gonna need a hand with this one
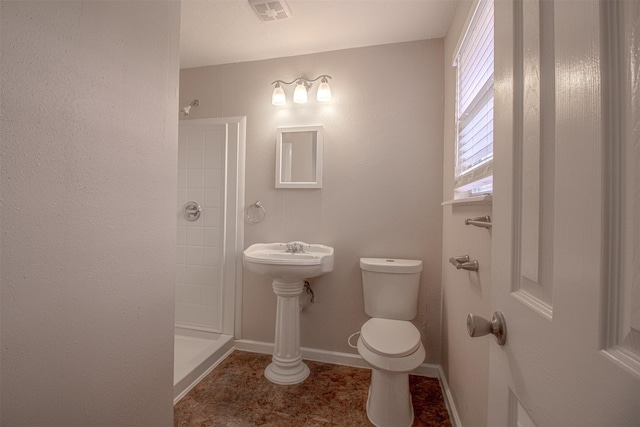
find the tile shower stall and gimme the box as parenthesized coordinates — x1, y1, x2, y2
(174, 117, 245, 402)
(176, 125, 224, 329)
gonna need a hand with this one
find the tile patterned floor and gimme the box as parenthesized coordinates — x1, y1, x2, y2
(174, 350, 452, 427)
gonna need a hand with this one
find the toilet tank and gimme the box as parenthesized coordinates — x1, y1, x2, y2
(360, 258, 423, 320)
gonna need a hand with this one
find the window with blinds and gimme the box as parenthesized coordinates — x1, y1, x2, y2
(454, 0, 494, 196)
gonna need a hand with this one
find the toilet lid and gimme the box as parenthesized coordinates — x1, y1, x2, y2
(360, 318, 421, 358)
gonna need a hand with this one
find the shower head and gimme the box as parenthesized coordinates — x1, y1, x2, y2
(180, 99, 200, 116)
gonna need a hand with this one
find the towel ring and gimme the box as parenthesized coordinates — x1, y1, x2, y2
(247, 201, 266, 224)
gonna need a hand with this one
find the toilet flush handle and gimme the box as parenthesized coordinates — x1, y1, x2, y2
(467, 312, 507, 345)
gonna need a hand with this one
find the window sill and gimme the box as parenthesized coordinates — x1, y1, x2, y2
(441, 195, 493, 207)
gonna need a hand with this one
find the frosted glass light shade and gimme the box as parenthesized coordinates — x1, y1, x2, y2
(272, 84, 286, 106)
(316, 79, 331, 102)
(293, 82, 308, 104)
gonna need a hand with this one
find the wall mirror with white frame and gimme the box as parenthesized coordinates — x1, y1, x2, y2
(275, 126, 323, 188)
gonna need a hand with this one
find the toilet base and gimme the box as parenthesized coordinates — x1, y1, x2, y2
(366, 369, 414, 427)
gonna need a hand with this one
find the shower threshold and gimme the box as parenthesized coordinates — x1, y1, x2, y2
(174, 327, 234, 403)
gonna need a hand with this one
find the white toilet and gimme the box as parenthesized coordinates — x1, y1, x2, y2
(355, 257, 425, 427)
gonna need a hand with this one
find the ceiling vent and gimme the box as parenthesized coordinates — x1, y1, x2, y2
(248, 0, 292, 22)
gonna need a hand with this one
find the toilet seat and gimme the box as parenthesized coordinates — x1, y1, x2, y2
(360, 318, 421, 357)
(357, 336, 425, 374)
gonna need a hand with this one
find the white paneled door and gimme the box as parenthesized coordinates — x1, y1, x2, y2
(489, 0, 640, 425)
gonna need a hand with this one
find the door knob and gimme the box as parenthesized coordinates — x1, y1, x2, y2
(467, 311, 507, 345)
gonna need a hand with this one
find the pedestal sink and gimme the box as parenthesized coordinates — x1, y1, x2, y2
(243, 242, 334, 385)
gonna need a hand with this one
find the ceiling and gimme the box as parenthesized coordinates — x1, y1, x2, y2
(180, 0, 459, 69)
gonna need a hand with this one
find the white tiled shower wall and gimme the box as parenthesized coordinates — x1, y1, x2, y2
(176, 127, 225, 331)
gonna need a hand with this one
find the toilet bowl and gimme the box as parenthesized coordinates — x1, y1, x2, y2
(353, 258, 425, 427)
(357, 318, 425, 427)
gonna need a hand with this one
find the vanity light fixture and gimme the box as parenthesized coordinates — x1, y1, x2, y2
(316, 76, 332, 102)
(271, 75, 332, 105)
(272, 82, 286, 106)
(293, 80, 309, 104)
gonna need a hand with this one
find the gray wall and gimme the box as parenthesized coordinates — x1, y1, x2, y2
(180, 40, 444, 361)
(0, 2, 180, 424)
(441, 1, 492, 425)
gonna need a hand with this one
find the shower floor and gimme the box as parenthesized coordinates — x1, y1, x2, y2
(174, 327, 234, 403)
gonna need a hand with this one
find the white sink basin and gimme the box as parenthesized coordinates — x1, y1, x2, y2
(243, 242, 334, 281)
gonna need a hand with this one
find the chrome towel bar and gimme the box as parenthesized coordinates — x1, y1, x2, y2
(465, 215, 492, 228)
(449, 255, 479, 271)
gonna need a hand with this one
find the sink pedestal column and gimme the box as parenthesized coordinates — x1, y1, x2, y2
(265, 279, 310, 385)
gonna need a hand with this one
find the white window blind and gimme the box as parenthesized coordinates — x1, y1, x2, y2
(454, 0, 494, 194)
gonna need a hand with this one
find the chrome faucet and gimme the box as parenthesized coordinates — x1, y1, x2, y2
(285, 242, 305, 253)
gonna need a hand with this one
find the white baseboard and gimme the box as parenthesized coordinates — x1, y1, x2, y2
(437, 365, 462, 427)
(233, 338, 274, 355)
(234, 339, 440, 378)
(234, 339, 370, 369)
